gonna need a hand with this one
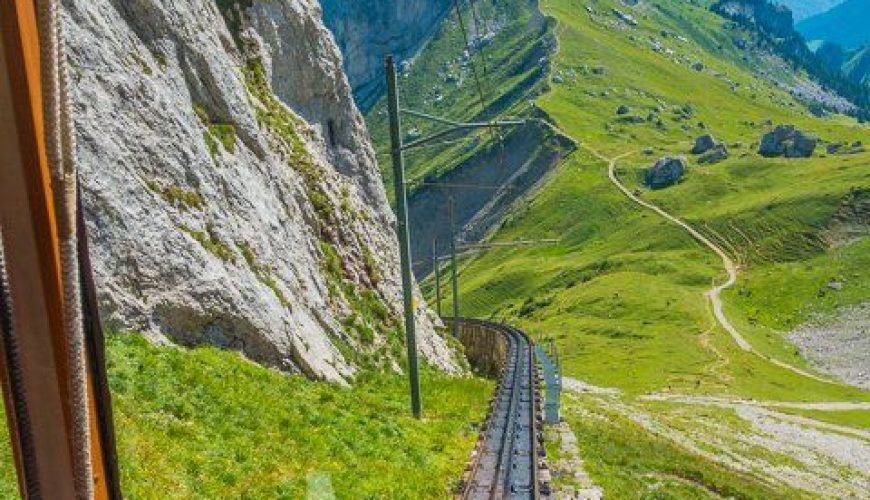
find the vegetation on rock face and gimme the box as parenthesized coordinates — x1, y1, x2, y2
(194, 103, 238, 158)
(180, 223, 236, 263)
(0, 334, 492, 498)
(146, 180, 205, 212)
(244, 60, 333, 220)
(238, 241, 290, 308)
(243, 57, 406, 369)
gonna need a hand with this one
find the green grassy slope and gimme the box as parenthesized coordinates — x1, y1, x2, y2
(427, 0, 869, 404)
(0, 334, 491, 498)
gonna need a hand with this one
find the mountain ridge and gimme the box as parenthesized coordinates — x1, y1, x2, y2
(777, 0, 845, 20)
(796, 0, 870, 49)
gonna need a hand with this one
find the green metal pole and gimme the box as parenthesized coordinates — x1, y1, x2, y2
(433, 239, 442, 317)
(386, 56, 421, 418)
(449, 196, 459, 338)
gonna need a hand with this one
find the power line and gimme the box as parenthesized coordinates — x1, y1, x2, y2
(452, 0, 488, 114)
(409, 182, 516, 191)
(468, 0, 490, 84)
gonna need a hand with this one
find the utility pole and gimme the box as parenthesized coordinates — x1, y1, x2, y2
(449, 196, 459, 338)
(386, 56, 421, 419)
(433, 239, 442, 317)
(384, 55, 526, 417)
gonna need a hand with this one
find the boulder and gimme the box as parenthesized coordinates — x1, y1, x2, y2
(758, 125, 818, 158)
(691, 134, 717, 154)
(786, 130, 819, 158)
(612, 8, 638, 27)
(698, 144, 729, 164)
(644, 157, 686, 189)
(616, 104, 631, 115)
(617, 115, 645, 124)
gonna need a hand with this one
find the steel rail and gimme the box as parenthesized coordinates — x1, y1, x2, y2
(455, 318, 542, 499)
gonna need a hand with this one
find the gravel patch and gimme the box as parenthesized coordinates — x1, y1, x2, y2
(562, 376, 622, 396)
(788, 303, 870, 389)
(547, 422, 604, 499)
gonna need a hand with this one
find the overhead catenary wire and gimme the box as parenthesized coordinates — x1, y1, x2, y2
(452, 0, 489, 114)
(408, 182, 516, 191)
(467, 0, 490, 84)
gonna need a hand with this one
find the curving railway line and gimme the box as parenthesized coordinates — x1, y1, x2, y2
(456, 318, 547, 499)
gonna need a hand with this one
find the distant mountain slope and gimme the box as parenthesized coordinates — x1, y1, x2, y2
(777, 0, 845, 20)
(796, 0, 870, 48)
(844, 46, 870, 85)
(816, 42, 870, 87)
(714, 0, 870, 118)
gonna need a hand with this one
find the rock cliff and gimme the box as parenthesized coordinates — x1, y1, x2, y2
(62, 0, 459, 381)
(320, 0, 451, 110)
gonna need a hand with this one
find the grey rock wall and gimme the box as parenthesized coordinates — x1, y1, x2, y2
(320, 0, 452, 110)
(62, 0, 459, 381)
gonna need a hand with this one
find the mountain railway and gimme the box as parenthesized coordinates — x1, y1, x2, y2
(454, 318, 548, 499)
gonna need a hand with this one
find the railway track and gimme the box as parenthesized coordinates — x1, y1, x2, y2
(456, 318, 547, 499)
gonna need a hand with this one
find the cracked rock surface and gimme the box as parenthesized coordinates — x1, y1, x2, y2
(63, 0, 459, 381)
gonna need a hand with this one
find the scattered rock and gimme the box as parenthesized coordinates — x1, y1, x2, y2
(789, 303, 870, 389)
(644, 156, 686, 189)
(612, 8, 638, 27)
(758, 125, 818, 158)
(691, 134, 717, 154)
(699, 144, 729, 164)
(616, 104, 631, 115)
(592, 65, 607, 75)
(691, 60, 705, 71)
(617, 115, 645, 124)
(828, 280, 844, 291)
(809, 104, 828, 118)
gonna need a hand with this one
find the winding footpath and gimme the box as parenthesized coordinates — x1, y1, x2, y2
(587, 146, 837, 384)
(601, 150, 750, 351)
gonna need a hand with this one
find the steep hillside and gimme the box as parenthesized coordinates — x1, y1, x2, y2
(448, 0, 870, 398)
(417, 0, 869, 495)
(363, 0, 574, 278)
(844, 46, 870, 86)
(797, 0, 870, 49)
(65, 0, 458, 381)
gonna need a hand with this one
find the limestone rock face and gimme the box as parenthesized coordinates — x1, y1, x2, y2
(644, 157, 686, 189)
(62, 0, 459, 381)
(320, 0, 452, 110)
(758, 125, 818, 157)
